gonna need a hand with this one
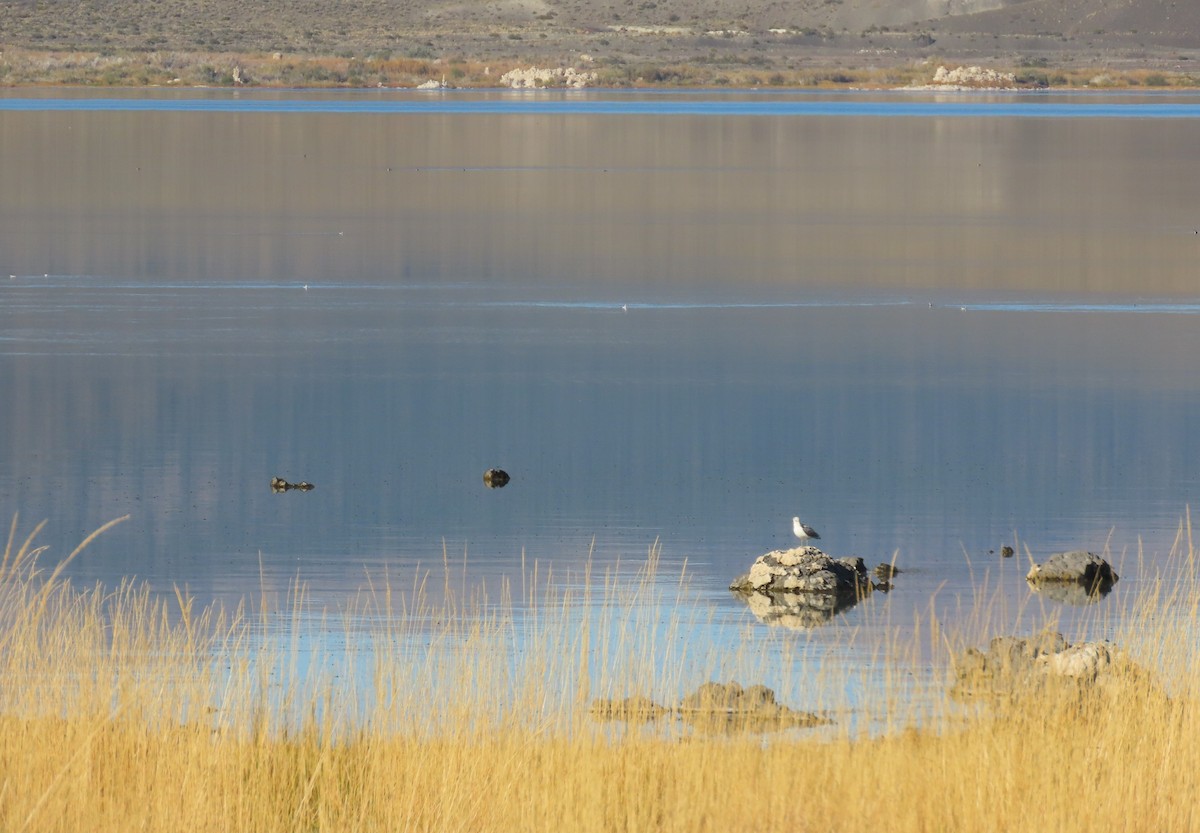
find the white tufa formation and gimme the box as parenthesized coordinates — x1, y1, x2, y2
(499, 66, 598, 89)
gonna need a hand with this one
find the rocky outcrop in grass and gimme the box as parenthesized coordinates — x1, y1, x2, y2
(951, 632, 1158, 702)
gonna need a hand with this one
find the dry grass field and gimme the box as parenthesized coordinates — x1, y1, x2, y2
(1, 512, 1198, 831)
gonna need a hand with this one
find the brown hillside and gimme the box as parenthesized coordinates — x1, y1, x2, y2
(0, 0, 1198, 77)
(926, 0, 1200, 40)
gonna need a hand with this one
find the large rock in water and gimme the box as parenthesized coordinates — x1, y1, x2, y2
(729, 546, 872, 629)
(730, 546, 870, 595)
(1026, 551, 1118, 600)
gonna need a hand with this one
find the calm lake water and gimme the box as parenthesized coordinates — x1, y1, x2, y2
(3, 90, 1200, 711)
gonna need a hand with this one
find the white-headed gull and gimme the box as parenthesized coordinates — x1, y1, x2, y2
(792, 517, 820, 543)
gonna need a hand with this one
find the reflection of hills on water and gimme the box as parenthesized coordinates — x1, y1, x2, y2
(2, 108, 1199, 297)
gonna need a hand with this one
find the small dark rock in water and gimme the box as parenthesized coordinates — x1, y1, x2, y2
(873, 562, 901, 580)
(483, 468, 510, 488)
(271, 476, 314, 493)
(1001, 546, 1015, 558)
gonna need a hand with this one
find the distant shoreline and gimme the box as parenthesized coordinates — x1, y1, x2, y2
(2, 46, 1199, 91)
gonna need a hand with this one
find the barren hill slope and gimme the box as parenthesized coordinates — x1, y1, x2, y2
(0, 0, 1196, 66)
(925, 0, 1200, 41)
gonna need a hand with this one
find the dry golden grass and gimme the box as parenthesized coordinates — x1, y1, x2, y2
(1, 513, 1198, 832)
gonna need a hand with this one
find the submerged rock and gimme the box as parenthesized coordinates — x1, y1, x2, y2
(589, 696, 668, 722)
(678, 681, 830, 731)
(1026, 551, 1117, 599)
(590, 681, 830, 732)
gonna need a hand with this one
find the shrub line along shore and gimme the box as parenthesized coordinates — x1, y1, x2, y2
(2, 46, 1200, 90)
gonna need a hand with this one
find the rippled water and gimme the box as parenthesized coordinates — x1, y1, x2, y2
(3, 91, 1199, 711)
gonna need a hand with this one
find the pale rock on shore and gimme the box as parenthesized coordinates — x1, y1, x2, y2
(499, 66, 598, 89)
(902, 64, 1018, 91)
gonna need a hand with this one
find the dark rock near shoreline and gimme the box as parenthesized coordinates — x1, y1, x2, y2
(1000, 545, 1014, 558)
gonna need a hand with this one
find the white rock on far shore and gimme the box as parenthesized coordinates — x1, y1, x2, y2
(499, 66, 598, 89)
(901, 64, 1018, 91)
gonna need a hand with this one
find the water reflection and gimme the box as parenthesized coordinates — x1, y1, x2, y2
(4, 102, 1200, 296)
(1, 97, 1199, 654)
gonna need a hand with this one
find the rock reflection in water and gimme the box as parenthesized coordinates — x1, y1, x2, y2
(732, 586, 864, 629)
(1026, 580, 1114, 606)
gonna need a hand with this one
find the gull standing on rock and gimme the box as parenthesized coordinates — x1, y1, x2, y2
(793, 517, 820, 544)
